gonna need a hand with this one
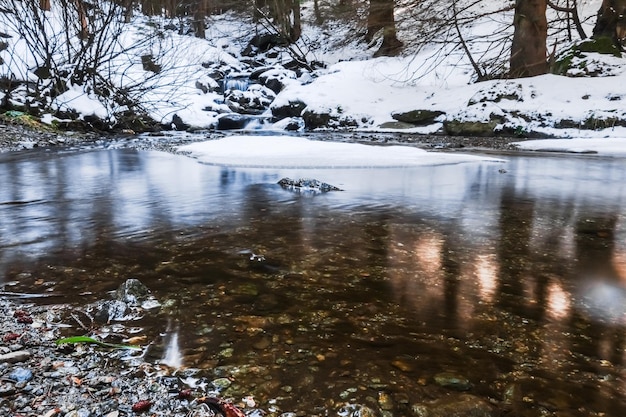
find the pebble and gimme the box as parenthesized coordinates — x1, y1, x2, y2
(433, 372, 473, 391)
(0, 350, 31, 363)
(9, 367, 33, 382)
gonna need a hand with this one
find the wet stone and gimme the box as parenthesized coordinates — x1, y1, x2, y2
(277, 178, 342, 193)
(412, 394, 496, 417)
(391, 358, 415, 372)
(377, 391, 394, 410)
(211, 377, 232, 391)
(0, 384, 15, 397)
(0, 350, 31, 363)
(115, 278, 151, 306)
(433, 372, 472, 391)
(9, 367, 33, 382)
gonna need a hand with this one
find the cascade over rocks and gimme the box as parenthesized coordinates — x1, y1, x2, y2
(224, 84, 276, 115)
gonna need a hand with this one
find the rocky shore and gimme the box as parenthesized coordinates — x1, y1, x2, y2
(1, 116, 525, 155)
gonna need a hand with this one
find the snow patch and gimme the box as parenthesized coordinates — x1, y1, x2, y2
(177, 135, 505, 168)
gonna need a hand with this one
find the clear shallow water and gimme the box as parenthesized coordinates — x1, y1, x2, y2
(1, 148, 626, 416)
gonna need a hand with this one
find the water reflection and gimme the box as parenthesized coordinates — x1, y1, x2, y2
(1, 148, 626, 415)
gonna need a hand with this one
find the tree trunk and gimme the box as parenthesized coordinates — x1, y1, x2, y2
(592, 0, 626, 46)
(192, 0, 207, 38)
(510, 0, 548, 77)
(313, 0, 322, 24)
(366, 0, 403, 57)
(40, 0, 51, 10)
(290, 0, 301, 42)
(75, 0, 89, 40)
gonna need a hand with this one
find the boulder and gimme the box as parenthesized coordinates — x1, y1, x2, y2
(242, 33, 287, 56)
(115, 278, 151, 306)
(278, 178, 343, 193)
(217, 113, 253, 130)
(443, 120, 498, 137)
(171, 114, 190, 131)
(271, 99, 307, 119)
(391, 109, 445, 125)
(302, 108, 358, 130)
(272, 117, 305, 131)
(258, 68, 297, 94)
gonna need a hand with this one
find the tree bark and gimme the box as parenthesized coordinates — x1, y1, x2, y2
(40, 0, 51, 10)
(510, 0, 548, 77)
(366, 0, 403, 57)
(592, 0, 626, 46)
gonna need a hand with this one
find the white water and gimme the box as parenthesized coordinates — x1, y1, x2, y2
(161, 328, 182, 368)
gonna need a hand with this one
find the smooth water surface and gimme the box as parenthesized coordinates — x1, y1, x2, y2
(1, 147, 626, 416)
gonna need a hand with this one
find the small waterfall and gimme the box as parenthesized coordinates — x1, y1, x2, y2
(161, 323, 182, 368)
(223, 75, 250, 92)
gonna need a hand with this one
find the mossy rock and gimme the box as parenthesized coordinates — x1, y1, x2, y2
(1, 111, 55, 132)
(552, 38, 622, 76)
(443, 120, 498, 137)
(578, 37, 621, 56)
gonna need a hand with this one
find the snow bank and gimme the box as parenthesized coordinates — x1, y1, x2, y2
(513, 138, 626, 156)
(177, 135, 504, 168)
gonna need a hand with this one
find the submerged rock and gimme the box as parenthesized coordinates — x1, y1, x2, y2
(412, 394, 495, 417)
(278, 178, 343, 193)
(433, 372, 473, 391)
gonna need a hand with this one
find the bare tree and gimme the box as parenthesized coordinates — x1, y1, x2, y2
(510, 0, 548, 77)
(255, 0, 301, 42)
(0, 0, 193, 129)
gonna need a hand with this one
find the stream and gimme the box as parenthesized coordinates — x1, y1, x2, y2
(1, 143, 626, 416)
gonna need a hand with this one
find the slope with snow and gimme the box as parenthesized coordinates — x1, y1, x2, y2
(2, 0, 626, 154)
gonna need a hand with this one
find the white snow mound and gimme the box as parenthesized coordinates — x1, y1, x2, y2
(178, 135, 505, 168)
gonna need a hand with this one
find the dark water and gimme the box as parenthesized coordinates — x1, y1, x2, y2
(1, 147, 626, 416)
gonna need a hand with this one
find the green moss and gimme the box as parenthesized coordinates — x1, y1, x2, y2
(552, 38, 622, 76)
(578, 37, 621, 56)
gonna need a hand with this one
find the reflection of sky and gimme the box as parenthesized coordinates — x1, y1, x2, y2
(1, 150, 626, 290)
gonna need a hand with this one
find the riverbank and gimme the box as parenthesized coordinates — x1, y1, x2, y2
(0, 296, 251, 417)
(0, 116, 526, 154)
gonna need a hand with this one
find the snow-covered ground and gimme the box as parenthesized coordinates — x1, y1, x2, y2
(2, 0, 626, 158)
